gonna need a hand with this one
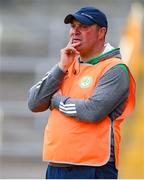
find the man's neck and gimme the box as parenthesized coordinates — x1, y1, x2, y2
(80, 43, 105, 62)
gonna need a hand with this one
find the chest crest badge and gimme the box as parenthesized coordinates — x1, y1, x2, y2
(80, 76, 93, 88)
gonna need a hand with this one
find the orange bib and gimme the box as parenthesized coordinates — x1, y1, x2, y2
(43, 58, 135, 169)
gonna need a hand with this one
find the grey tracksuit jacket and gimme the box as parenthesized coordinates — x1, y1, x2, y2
(28, 47, 129, 164)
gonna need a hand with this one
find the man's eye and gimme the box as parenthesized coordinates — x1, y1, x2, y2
(81, 25, 89, 28)
(70, 24, 74, 28)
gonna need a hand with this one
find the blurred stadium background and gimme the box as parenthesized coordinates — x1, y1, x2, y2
(0, 0, 143, 178)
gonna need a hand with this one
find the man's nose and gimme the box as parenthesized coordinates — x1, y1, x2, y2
(72, 27, 80, 35)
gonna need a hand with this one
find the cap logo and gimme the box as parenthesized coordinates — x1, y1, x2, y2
(81, 13, 94, 21)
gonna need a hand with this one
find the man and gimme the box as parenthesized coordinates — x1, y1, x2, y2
(28, 7, 135, 179)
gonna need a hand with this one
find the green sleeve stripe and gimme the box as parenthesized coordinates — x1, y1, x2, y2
(116, 64, 129, 81)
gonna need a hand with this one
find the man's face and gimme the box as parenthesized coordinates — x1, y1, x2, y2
(69, 20, 103, 55)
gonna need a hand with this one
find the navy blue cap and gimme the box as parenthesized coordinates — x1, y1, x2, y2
(64, 7, 108, 28)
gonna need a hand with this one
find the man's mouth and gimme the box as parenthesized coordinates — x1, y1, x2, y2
(72, 38, 81, 43)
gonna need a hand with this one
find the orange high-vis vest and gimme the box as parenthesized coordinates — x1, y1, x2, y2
(43, 58, 135, 169)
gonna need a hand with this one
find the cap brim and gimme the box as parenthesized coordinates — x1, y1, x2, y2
(64, 14, 95, 25)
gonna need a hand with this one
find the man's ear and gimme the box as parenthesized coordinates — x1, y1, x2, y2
(98, 27, 107, 40)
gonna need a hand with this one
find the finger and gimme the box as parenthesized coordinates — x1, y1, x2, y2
(67, 38, 73, 47)
(67, 39, 80, 48)
(65, 47, 79, 55)
(71, 41, 81, 48)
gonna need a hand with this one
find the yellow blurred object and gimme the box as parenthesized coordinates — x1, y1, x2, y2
(120, 2, 143, 79)
(119, 2, 144, 179)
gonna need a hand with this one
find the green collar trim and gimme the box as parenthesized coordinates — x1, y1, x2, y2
(85, 48, 120, 65)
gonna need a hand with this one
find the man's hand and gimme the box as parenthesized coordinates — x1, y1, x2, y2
(49, 90, 62, 111)
(58, 39, 80, 72)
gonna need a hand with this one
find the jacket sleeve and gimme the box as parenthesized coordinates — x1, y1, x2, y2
(51, 65, 130, 122)
(28, 65, 66, 112)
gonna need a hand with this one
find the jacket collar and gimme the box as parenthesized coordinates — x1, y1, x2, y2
(79, 43, 121, 65)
